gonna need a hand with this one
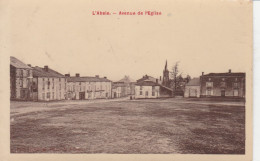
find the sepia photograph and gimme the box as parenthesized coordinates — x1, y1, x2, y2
(0, 0, 253, 160)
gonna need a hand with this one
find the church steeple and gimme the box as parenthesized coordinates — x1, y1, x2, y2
(162, 60, 170, 87)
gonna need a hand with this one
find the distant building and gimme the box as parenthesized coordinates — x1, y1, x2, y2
(184, 77, 200, 98)
(66, 74, 112, 100)
(112, 76, 136, 98)
(10, 56, 33, 100)
(135, 80, 160, 99)
(135, 76, 172, 99)
(32, 66, 66, 101)
(200, 70, 245, 97)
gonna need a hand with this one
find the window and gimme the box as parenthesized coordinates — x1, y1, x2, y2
(59, 84, 61, 90)
(233, 83, 238, 88)
(52, 78, 54, 89)
(140, 91, 143, 95)
(208, 78, 211, 81)
(206, 82, 213, 87)
(152, 92, 155, 96)
(47, 79, 50, 89)
(52, 92, 54, 99)
(140, 86, 143, 90)
(42, 93, 45, 100)
(47, 92, 50, 98)
(59, 78, 61, 82)
(42, 78, 45, 90)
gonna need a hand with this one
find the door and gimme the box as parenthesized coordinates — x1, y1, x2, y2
(234, 90, 238, 96)
(145, 91, 149, 98)
(79, 92, 85, 100)
(221, 90, 225, 97)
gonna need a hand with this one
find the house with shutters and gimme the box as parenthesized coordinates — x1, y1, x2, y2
(200, 70, 245, 98)
(66, 74, 112, 100)
(10, 56, 33, 101)
(31, 66, 67, 101)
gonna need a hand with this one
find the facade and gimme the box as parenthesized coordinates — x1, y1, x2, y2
(10, 56, 33, 101)
(200, 70, 245, 98)
(184, 77, 200, 98)
(66, 74, 112, 100)
(135, 76, 172, 99)
(112, 76, 136, 98)
(135, 80, 160, 99)
(32, 66, 67, 101)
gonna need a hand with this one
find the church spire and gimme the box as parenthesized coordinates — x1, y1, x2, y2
(165, 60, 168, 71)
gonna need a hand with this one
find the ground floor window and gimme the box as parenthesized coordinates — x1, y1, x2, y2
(47, 92, 50, 99)
(140, 91, 142, 95)
(152, 91, 155, 96)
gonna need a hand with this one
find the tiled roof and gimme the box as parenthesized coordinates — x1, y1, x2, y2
(186, 77, 200, 86)
(32, 66, 64, 78)
(67, 76, 111, 82)
(10, 56, 31, 69)
(117, 76, 136, 83)
(135, 80, 160, 86)
(137, 75, 162, 84)
(203, 72, 245, 77)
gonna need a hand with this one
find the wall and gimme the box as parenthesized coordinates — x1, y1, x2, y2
(36, 77, 66, 101)
(184, 86, 200, 98)
(200, 76, 245, 97)
(135, 85, 160, 99)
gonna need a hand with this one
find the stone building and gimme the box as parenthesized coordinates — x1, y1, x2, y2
(200, 70, 245, 97)
(31, 66, 67, 101)
(66, 74, 112, 100)
(184, 77, 200, 98)
(10, 56, 33, 101)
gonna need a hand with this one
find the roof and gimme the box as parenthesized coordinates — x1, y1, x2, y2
(203, 72, 245, 77)
(67, 76, 111, 82)
(135, 80, 160, 86)
(10, 56, 31, 69)
(186, 77, 200, 86)
(32, 66, 64, 78)
(137, 75, 162, 84)
(117, 76, 136, 83)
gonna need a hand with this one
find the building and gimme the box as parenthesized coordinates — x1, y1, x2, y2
(66, 74, 112, 100)
(184, 77, 200, 98)
(112, 76, 136, 98)
(10, 56, 33, 101)
(31, 66, 67, 101)
(200, 70, 245, 97)
(135, 80, 161, 99)
(135, 76, 172, 99)
(162, 60, 170, 87)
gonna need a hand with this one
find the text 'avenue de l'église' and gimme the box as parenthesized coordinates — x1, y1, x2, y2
(92, 11, 162, 16)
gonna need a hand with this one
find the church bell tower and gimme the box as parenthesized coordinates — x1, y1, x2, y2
(162, 60, 170, 87)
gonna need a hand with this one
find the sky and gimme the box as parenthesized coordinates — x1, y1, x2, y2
(7, 0, 252, 81)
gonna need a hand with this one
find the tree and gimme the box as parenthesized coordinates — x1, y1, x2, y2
(170, 61, 180, 97)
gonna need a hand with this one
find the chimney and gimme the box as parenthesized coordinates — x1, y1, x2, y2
(44, 65, 48, 72)
(65, 74, 70, 77)
(229, 69, 231, 73)
(104, 76, 107, 79)
(75, 73, 80, 77)
(202, 72, 204, 76)
(27, 64, 31, 67)
(95, 75, 99, 78)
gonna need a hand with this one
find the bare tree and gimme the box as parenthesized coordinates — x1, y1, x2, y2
(170, 61, 180, 97)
